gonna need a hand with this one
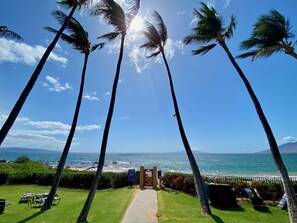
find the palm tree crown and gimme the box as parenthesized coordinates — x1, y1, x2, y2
(140, 10, 167, 58)
(91, 0, 140, 40)
(45, 10, 103, 55)
(0, 26, 22, 40)
(183, 2, 236, 55)
(237, 9, 297, 60)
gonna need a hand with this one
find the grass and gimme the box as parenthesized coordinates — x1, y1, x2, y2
(157, 190, 289, 223)
(0, 185, 135, 223)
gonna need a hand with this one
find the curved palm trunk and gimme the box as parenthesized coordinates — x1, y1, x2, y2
(161, 50, 211, 215)
(76, 35, 125, 223)
(221, 41, 297, 223)
(0, 5, 77, 146)
(41, 53, 89, 211)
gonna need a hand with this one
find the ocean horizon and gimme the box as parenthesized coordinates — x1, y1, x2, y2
(1, 148, 297, 177)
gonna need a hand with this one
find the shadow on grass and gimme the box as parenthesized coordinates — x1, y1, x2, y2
(253, 205, 271, 213)
(211, 214, 225, 223)
(17, 210, 44, 223)
(211, 204, 244, 212)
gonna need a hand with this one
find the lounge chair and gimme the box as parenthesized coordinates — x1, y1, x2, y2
(0, 199, 11, 213)
(33, 193, 61, 207)
(19, 192, 35, 204)
(243, 187, 264, 208)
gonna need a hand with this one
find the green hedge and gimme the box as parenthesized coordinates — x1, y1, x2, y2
(162, 172, 297, 201)
(0, 161, 130, 189)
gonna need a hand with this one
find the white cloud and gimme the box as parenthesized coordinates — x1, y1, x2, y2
(205, 0, 231, 9)
(76, 125, 101, 131)
(189, 17, 199, 28)
(280, 136, 297, 144)
(83, 92, 100, 101)
(0, 38, 67, 66)
(128, 47, 150, 73)
(42, 75, 72, 92)
(177, 10, 187, 17)
(119, 116, 131, 120)
(104, 91, 111, 97)
(119, 78, 125, 84)
(1, 114, 101, 149)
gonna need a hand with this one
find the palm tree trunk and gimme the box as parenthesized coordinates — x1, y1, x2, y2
(41, 53, 89, 211)
(0, 5, 77, 146)
(76, 35, 126, 223)
(221, 41, 297, 223)
(161, 50, 211, 215)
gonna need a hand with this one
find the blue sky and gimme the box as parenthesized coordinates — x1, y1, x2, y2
(0, 0, 296, 153)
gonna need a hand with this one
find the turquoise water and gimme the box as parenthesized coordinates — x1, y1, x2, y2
(1, 150, 297, 177)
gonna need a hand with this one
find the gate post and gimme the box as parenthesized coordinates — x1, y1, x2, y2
(152, 167, 157, 189)
(140, 166, 144, 189)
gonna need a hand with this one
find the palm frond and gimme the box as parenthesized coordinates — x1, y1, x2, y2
(91, 42, 105, 52)
(142, 21, 162, 48)
(98, 32, 120, 41)
(91, 0, 126, 33)
(0, 26, 22, 40)
(252, 46, 283, 60)
(183, 31, 214, 45)
(47, 11, 91, 54)
(51, 10, 69, 27)
(126, 0, 140, 26)
(139, 41, 159, 51)
(236, 51, 258, 59)
(192, 44, 217, 55)
(147, 50, 161, 58)
(224, 15, 236, 39)
(57, 0, 92, 9)
(153, 10, 168, 44)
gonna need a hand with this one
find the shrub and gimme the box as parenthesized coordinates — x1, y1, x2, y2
(162, 172, 293, 201)
(14, 156, 30, 164)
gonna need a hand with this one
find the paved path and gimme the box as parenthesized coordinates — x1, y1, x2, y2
(121, 188, 158, 223)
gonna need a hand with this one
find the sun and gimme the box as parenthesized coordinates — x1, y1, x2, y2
(129, 15, 144, 32)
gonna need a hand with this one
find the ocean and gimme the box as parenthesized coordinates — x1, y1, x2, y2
(1, 149, 297, 177)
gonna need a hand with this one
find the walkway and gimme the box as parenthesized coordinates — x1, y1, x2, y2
(121, 188, 158, 223)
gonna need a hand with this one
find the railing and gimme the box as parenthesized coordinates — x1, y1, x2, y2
(203, 175, 297, 184)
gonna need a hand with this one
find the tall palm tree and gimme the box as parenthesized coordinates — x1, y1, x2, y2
(0, 26, 22, 40)
(237, 10, 297, 60)
(76, 0, 140, 222)
(0, 0, 92, 146)
(40, 10, 104, 211)
(140, 10, 211, 216)
(183, 3, 297, 222)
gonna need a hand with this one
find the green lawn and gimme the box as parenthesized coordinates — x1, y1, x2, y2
(158, 190, 289, 223)
(0, 185, 135, 223)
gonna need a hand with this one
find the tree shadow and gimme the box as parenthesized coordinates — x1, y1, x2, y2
(211, 214, 225, 223)
(17, 210, 44, 223)
(210, 204, 244, 212)
(253, 205, 271, 213)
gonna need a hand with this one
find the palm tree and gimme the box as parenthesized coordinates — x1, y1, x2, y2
(40, 10, 104, 211)
(237, 10, 297, 60)
(76, 0, 140, 222)
(140, 10, 211, 216)
(0, 26, 22, 40)
(0, 0, 92, 146)
(183, 3, 297, 222)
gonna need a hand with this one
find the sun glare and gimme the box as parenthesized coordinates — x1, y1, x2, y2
(129, 16, 144, 32)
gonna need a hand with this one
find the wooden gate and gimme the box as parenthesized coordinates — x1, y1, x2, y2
(139, 166, 157, 189)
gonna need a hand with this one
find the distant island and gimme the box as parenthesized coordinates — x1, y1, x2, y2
(0, 147, 59, 154)
(1, 142, 297, 154)
(259, 142, 297, 154)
